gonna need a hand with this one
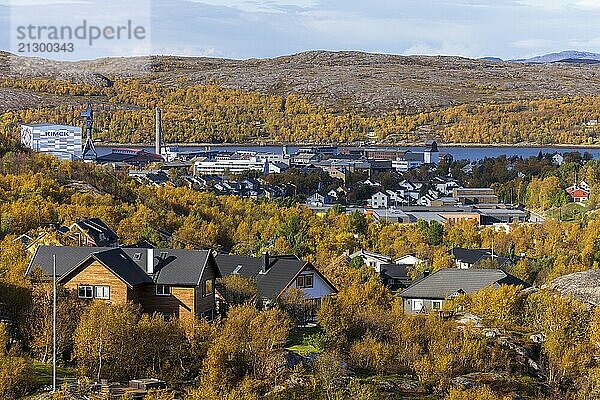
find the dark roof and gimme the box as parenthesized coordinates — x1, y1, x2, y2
(153, 249, 218, 286)
(60, 248, 153, 288)
(216, 254, 336, 299)
(72, 218, 119, 247)
(451, 247, 510, 267)
(27, 246, 217, 287)
(379, 264, 410, 280)
(27, 245, 114, 278)
(400, 268, 529, 300)
(97, 153, 135, 162)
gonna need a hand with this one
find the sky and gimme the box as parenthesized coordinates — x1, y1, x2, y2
(0, 0, 599, 60)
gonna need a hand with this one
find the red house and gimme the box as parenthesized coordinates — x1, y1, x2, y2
(567, 186, 590, 203)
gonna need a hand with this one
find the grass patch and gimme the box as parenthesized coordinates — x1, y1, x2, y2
(545, 202, 587, 221)
(286, 344, 321, 356)
(287, 326, 325, 356)
(32, 361, 76, 387)
(287, 326, 322, 346)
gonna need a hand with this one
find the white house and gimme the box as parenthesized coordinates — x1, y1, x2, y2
(370, 191, 391, 209)
(395, 254, 424, 267)
(552, 154, 564, 166)
(349, 250, 392, 272)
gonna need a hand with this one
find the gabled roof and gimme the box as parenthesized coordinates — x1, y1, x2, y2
(400, 268, 529, 300)
(59, 248, 152, 288)
(153, 249, 219, 286)
(216, 254, 337, 299)
(27, 246, 218, 287)
(70, 218, 119, 247)
(452, 247, 510, 267)
(349, 250, 392, 263)
(379, 264, 410, 280)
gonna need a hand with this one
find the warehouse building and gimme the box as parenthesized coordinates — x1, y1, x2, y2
(21, 123, 82, 161)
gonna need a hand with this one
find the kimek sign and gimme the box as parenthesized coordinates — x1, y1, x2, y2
(40, 130, 74, 138)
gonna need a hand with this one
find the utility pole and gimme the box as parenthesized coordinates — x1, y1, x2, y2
(52, 254, 57, 393)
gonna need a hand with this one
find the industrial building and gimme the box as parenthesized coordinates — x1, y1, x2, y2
(20, 123, 83, 161)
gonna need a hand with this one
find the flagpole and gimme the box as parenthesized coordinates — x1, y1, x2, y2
(52, 254, 57, 393)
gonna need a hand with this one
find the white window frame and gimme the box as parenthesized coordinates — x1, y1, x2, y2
(78, 285, 93, 299)
(412, 299, 424, 312)
(156, 284, 171, 296)
(432, 300, 443, 310)
(94, 286, 110, 300)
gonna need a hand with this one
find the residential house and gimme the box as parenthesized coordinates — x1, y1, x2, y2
(327, 189, 339, 201)
(129, 170, 170, 187)
(386, 189, 408, 206)
(26, 246, 221, 319)
(216, 252, 337, 318)
(266, 161, 289, 174)
(416, 190, 440, 206)
(370, 191, 391, 209)
(567, 181, 591, 203)
(68, 218, 120, 247)
(552, 153, 564, 166)
(349, 250, 392, 271)
(306, 192, 335, 207)
(395, 254, 424, 268)
(327, 167, 350, 183)
(379, 263, 412, 291)
(361, 179, 381, 187)
(400, 268, 530, 314)
(451, 247, 511, 269)
(432, 177, 461, 196)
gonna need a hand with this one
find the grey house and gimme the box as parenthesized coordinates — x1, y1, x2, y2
(451, 247, 512, 269)
(400, 268, 529, 314)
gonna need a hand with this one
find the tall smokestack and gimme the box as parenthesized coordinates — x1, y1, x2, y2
(155, 107, 162, 156)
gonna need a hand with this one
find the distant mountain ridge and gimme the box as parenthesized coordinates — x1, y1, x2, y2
(481, 51, 600, 64)
(521, 50, 600, 64)
(2, 50, 600, 113)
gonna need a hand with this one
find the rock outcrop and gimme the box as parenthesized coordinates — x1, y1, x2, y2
(547, 269, 600, 308)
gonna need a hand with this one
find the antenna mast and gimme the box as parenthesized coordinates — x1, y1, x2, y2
(81, 103, 97, 160)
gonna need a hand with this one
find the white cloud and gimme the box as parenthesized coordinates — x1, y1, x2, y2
(511, 38, 555, 49)
(574, 0, 600, 11)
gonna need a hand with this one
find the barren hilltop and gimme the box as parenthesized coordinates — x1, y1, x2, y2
(3, 50, 600, 113)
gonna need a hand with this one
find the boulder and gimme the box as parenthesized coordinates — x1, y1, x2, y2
(547, 269, 600, 308)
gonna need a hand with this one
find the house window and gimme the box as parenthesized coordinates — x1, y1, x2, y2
(156, 285, 171, 296)
(203, 279, 214, 297)
(296, 274, 314, 289)
(78, 285, 93, 299)
(432, 300, 443, 311)
(133, 252, 142, 261)
(412, 299, 424, 312)
(94, 286, 110, 300)
(202, 309, 214, 321)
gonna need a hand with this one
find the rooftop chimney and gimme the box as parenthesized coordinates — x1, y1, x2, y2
(155, 107, 163, 156)
(261, 251, 269, 273)
(423, 270, 431, 277)
(146, 248, 155, 274)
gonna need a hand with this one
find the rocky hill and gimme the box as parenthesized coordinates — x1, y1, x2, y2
(2, 50, 600, 113)
(547, 269, 600, 308)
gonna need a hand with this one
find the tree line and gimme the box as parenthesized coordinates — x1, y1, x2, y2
(2, 78, 600, 145)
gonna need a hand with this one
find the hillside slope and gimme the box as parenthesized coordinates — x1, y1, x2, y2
(3, 50, 600, 113)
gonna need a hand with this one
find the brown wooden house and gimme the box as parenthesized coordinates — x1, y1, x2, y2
(27, 246, 220, 320)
